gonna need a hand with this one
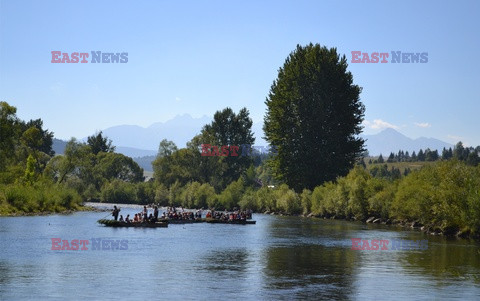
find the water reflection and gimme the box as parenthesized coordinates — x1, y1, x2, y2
(402, 237, 480, 283)
(263, 245, 356, 299)
(263, 216, 358, 299)
(201, 249, 250, 273)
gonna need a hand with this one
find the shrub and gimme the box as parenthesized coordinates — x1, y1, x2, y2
(101, 180, 136, 204)
(300, 189, 312, 215)
(238, 188, 258, 211)
(255, 186, 276, 212)
(275, 184, 301, 214)
(218, 178, 244, 210)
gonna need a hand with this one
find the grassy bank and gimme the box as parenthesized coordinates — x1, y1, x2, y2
(0, 181, 84, 216)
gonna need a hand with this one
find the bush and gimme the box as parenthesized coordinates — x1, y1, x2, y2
(391, 160, 477, 233)
(195, 183, 216, 209)
(275, 184, 301, 214)
(217, 178, 244, 210)
(180, 182, 202, 208)
(344, 167, 370, 220)
(168, 180, 183, 207)
(1, 182, 82, 214)
(300, 189, 312, 215)
(135, 182, 155, 204)
(101, 180, 136, 204)
(238, 188, 258, 211)
(255, 187, 276, 212)
(367, 179, 397, 219)
(154, 184, 169, 206)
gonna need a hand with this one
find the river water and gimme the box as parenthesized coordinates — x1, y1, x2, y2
(0, 204, 479, 300)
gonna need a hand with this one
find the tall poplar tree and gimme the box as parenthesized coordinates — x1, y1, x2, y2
(264, 43, 365, 191)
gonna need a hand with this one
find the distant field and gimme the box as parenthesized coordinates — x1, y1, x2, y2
(364, 158, 434, 173)
(143, 171, 154, 181)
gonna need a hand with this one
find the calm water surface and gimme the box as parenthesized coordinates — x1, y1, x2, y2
(1, 204, 479, 300)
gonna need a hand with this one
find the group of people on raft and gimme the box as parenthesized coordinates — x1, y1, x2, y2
(163, 206, 203, 220)
(112, 205, 160, 224)
(111, 205, 253, 223)
(206, 209, 253, 221)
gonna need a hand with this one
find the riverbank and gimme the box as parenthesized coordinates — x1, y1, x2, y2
(0, 204, 107, 217)
(288, 211, 480, 240)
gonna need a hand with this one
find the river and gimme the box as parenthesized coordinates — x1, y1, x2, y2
(1, 204, 479, 300)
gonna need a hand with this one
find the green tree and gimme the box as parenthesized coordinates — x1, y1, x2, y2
(96, 152, 144, 183)
(87, 131, 115, 155)
(387, 152, 395, 163)
(201, 107, 255, 188)
(19, 119, 55, 157)
(0, 101, 18, 170)
(158, 139, 178, 157)
(417, 149, 425, 161)
(453, 141, 466, 161)
(425, 149, 439, 161)
(263, 43, 365, 191)
(23, 154, 37, 185)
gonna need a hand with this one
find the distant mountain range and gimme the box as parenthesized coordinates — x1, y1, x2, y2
(87, 114, 266, 155)
(53, 117, 454, 170)
(362, 128, 453, 156)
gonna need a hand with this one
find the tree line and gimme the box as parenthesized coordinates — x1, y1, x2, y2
(372, 142, 480, 166)
(0, 101, 146, 214)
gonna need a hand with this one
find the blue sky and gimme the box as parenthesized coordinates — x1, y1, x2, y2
(1, 0, 479, 146)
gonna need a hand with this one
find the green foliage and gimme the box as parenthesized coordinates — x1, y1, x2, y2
(275, 184, 301, 214)
(153, 148, 197, 187)
(135, 181, 155, 204)
(366, 178, 396, 219)
(200, 107, 255, 189)
(46, 138, 143, 200)
(19, 119, 55, 157)
(87, 131, 115, 155)
(238, 188, 258, 211)
(242, 165, 257, 187)
(181, 181, 202, 208)
(391, 160, 479, 234)
(255, 187, 276, 212)
(344, 166, 370, 220)
(195, 183, 216, 208)
(152, 108, 255, 192)
(168, 180, 183, 207)
(100, 179, 136, 204)
(96, 152, 144, 183)
(263, 43, 365, 191)
(157, 139, 178, 158)
(23, 154, 37, 185)
(300, 189, 312, 214)
(0, 181, 82, 214)
(0, 101, 19, 170)
(217, 178, 245, 210)
(154, 183, 169, 206)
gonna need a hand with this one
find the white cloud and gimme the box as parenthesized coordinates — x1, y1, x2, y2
(414, 122, 431, 128)
(363, 119, 399, 130)
(175, 97, 181, 102)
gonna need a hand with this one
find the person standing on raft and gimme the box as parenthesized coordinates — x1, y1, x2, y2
(112, 205, 120, 221)
(143, 206, 148, 221)
(153, 206, 159, 222)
